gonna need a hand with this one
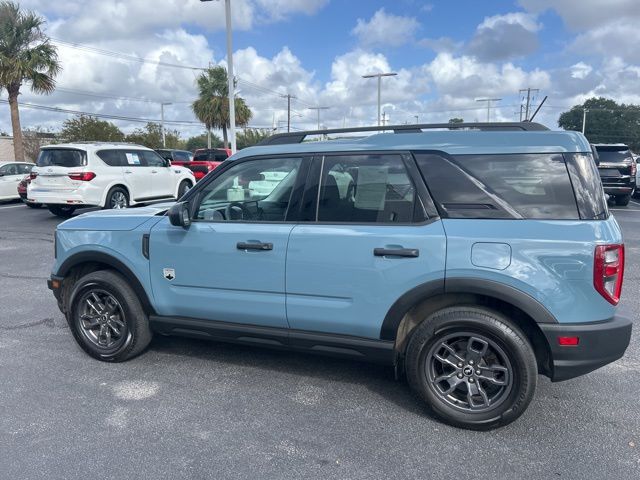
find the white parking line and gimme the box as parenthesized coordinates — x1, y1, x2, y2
(610, 208, 640, 212)
(630, 200, 640, 207)
(0, 204, 27, 210)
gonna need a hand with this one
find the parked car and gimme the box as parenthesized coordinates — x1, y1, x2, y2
(593, 143, 636, 206)
(48, 122, 631, 430)
(17, 174, 42, 208)
(184, 147, 231, 181)
(0, 161, 35, 201)
(28, 143, 195, 218)
(155, 148, 194, 163)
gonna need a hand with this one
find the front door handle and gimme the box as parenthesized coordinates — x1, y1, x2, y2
(237, 242, 273, 251)
(374, 247, 419, 258)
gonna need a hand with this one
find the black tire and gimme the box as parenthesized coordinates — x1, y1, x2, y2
(177, 180, 192, 199)
(104, 186, 129, 210)
(25, 202, 42, 208)
(48, 205, 76, 218)
(66, 270, 152, 362)
(615, 194, 631, 206)
(405, 306, 537, 430)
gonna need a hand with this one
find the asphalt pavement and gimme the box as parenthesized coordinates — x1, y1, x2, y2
(0, 200, 639, 480)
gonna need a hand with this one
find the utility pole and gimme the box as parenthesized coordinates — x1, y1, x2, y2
(381, 111, 387, 126)
(160, 102, 172, 147)
(582, 108, 588, 134)
(362, 72, 397, 126)
(281, 94, 296, 132)
(476, 98, 502, 122)
(414, 115, 419, 124)
(308, 106, 330, 130)
(519, 88, 539, 121)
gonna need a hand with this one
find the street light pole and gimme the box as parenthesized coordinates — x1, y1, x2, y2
(476, 98, 502, 122)
(308, 106, 330, 130)
(201, 0, 236, 153)
(362, 72, 397, 126)
(160, 102, 172, 147)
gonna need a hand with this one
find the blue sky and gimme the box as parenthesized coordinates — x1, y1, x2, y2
(2, 0, 639, 137)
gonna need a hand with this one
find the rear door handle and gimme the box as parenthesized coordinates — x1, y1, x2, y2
(374, 248, 419, 258)
(237, 242, 273, 251)
(151, 170, 158, 174)
(124, 170, 132, 174)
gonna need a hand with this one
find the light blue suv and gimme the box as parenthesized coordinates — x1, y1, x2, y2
(48, 122, 632, 429)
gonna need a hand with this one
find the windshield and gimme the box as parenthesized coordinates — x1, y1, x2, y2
(37, 149, 86, 168)
(596, 148, 633, 163)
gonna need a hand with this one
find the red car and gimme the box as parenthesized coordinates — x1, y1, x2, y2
(159, 148, 231, 182)
(17, 174, 41, 208)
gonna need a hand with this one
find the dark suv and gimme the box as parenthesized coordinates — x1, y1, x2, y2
(594, 144, 636, 206)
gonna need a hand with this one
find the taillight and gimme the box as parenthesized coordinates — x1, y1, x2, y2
(68, 172, 96, 181)
(29, 172, 38, 180)
(594, 244, 624, 305)
(631, 161, 637, 177)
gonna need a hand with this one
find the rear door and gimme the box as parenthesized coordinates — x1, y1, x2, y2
(121, 149, 154, 201)
(285, 153, 446, 340)
(0, 163, 23, 199)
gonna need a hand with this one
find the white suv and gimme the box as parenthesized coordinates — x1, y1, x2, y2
(28, 143, 195, 217)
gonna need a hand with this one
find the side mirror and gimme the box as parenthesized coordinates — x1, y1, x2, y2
(164, 158, 172, 167)
(168, 202, 191, 228)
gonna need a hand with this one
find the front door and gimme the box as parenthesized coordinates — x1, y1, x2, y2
(286, 153, 447, 339)
(140, 150, 175, 198)
(0, 163, 24, 199)
(149, 155, 306, 328)
(121, 150, 154, 201)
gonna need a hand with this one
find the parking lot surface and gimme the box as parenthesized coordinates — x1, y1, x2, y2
(0, 201, 639, 480)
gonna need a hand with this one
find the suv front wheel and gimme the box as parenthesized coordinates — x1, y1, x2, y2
(67, 270, 152, 362)
(405, 306, 537, 430)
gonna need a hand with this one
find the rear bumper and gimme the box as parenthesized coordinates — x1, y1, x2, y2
(539, 315, 632, 381)
(603, 186, 634, 195)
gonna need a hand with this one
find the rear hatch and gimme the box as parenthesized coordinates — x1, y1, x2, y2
(173, 150, 227, 180)
(32, 148, 88, 192)
(595, 145, 635, 185)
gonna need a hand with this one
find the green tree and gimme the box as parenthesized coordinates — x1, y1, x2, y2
(558, 97, 640, 151)
(448, 117, 464, 123)
(23, 126, 56, 161)
(185, 132, 222, 151)
(192, 66, 252, 149)
(236, 128, 270, 150)
(126, 122, 184, 149)
(0, 1, 60, 161)
(61, 115, 124, 142)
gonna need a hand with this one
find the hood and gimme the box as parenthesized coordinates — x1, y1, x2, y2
(57, 202, 174, 231)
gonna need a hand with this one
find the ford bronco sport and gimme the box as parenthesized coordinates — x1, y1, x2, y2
(48, 122, 632, 430)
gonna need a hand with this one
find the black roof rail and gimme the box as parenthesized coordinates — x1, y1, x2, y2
(257, 122, 549, 146)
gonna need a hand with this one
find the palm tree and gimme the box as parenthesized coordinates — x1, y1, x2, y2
(192, 66, 251, 149)
(0, 1, 60, 161)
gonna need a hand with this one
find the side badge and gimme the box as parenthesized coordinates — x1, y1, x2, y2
(163, 268, 175, 281)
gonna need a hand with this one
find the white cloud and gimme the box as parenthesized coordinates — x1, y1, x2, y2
(570, 62, 593, 80)
(352, 9, 420, 47)
(571, 19, 640, 64)
(254, 0, 329, 21)
(468, 12, 541, 61)
(518, 0, 640, 30)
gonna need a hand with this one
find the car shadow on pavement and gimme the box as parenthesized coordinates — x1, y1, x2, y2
(148, 334, 428, 417)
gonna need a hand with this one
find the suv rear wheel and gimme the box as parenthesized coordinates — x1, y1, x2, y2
(48, 205, 76, 218)
(105, 186, 129, 210)
(405, 306, 537, 430)
(67, 270, 152, 362)
(615, 194, 631, 206)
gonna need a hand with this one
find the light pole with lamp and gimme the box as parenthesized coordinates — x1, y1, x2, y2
(160, 102, 172, 147)
(361, 72, 397, 126)
(201, 0, 236, 153)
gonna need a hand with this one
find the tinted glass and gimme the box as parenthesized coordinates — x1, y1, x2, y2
(156, 149, 172, 161)
(416, 153, 579, 219)
(196, 157, 302, 222)
(141, 150, 166, 167)
(564, 153, 609, 220)
(97, 149, 126, 167)
(596, 147, 632, 163)
(194, 150, 229, 161)
(18, 164, 34, 174)
(317, 155, 418, 223)
(174, 151, 190, 161)
(37, 149, 86, 168)
(0, 164, 19, 175)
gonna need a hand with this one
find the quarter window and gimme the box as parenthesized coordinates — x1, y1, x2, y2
(316, 154, 420, 223)
(196, 157, 302, 222)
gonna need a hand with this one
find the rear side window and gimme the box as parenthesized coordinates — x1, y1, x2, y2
(415, 153, 579, 220)
(37, 149, 86, 168)
(97, 149, 126, 167)
(140, 150, 166, 167)
(564, 153, 608, 220)
(316, 154, 423, 223)
(174, 151, 190, 161)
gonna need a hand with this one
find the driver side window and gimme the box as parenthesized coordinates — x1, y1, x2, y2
(196, 157, 302, 222)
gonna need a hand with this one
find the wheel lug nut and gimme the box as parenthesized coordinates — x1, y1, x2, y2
(469, 360, 474, 365)
(457, 373, 463, 379)
(469, 378, 475, 383)
(476, 370, 481, 375)
(457, 362, 463, 368)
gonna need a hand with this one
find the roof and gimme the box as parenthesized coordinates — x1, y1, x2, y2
(0, 161, 33, 165)
(233, 130, 592, 160)
(41, 142, 151, 151)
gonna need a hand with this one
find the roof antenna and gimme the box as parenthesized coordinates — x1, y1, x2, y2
(528, 96, 547, 122)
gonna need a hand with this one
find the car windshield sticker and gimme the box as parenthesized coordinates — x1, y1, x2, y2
(163, 268, 175, 281)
